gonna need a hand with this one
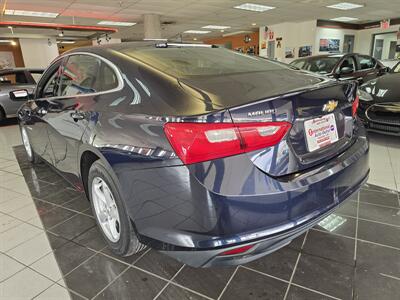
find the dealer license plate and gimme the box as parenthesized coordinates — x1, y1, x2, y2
(304, 113, 339, 152)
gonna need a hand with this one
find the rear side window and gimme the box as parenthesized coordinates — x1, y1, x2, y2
(356, 56, 376, 70)
(59, 54, 119, 96)
(0, 71, 28, 85)
(59, 54, 101, 96)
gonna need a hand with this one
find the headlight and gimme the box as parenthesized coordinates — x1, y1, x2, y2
(357, 89, 373, 101)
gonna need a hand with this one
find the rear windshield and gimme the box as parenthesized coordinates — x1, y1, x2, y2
(122, 47, 288, 77)
(290, 57, 341, 74)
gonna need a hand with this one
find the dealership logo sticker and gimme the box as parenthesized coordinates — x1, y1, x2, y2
(322, 100, 338, 113)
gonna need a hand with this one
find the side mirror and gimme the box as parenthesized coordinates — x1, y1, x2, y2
(339, 66, 354, 75)
(9, 89, 31, 101)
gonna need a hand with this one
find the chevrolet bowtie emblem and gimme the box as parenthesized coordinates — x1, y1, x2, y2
(322, 100, 338, 113)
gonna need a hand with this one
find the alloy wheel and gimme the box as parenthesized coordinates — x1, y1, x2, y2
(92, 176, 121, 242)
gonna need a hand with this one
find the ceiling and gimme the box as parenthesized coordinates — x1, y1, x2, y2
(0, 0, 399, 40)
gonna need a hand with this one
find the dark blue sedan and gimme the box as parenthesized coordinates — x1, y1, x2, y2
(15, 42, 369, 267)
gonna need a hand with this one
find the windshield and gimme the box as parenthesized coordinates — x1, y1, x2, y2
(290, 57, 341, 74)
(122, 47, 289, 77)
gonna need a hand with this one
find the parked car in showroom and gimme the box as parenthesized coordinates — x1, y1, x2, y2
(0, 68, 44, 122)
(15, 42, 369, 267)
(357, 60, 400, 135)
(290, 53, 388, 84)
(379, 58, 399, 70)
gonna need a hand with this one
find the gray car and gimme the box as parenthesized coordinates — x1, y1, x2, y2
(0, 68, 44, 122)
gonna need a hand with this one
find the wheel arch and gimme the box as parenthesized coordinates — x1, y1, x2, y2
(78, 144, 120, 200)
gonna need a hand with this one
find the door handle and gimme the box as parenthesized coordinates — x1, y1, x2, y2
(70, 111, 85, 121)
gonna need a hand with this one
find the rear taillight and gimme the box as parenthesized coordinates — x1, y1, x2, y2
(219, 244, 254, 256)
(164, 122, 291, 164)
(352, 95, 359, 117)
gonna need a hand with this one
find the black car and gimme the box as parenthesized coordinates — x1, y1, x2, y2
(14, 42, 368, 267)
(290, 53, 388, 84)
(357, 61, 400, 135)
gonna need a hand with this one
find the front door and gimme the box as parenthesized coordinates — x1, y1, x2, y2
(27, 62, 63, 165)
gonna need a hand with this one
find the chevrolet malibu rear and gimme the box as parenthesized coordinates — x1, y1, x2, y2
(19, 43, 369, 268)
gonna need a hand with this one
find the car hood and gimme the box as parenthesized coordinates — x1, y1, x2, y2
(178, 69, 332, 108)
(362, 73, 400, 103)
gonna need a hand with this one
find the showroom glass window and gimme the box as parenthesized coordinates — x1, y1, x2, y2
(59, 54, 119, 96)
(356, 55, 376, 70)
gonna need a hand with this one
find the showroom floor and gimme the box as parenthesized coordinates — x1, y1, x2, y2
(0, 119, 399, 300)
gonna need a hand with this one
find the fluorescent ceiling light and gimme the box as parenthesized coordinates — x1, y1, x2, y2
(5, 9, 59, 18)
(234, 3, 275, 12)
(0, 39, 14, 43)
(184, 30, 211, 34)
(327, 2, 364, 10)
(98, 21, 136, 26)
(202, 25, 231, 30)
(60, 41, 75, 44)
(331, 16, 359, 22)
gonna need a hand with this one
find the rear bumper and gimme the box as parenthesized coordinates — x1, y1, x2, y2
(119, 124, 369, 267)
(161, 182, 367, 267)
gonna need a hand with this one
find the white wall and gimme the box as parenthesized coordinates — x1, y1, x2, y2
(259, 20, 317, 63)
(19, 38, 59, 68)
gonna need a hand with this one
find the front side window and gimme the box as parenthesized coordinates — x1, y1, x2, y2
(357, 56, 376, 70)
(339, 56, 356, 71)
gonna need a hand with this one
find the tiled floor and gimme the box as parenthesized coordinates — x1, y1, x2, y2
(0, 119, 399, 300)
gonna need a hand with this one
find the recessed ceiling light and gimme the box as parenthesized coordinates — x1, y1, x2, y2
(202, 25, 231, 30)
(327, 2, 364, 10)
(252, 23, 257, 26)
(60, 41, 75, 44)
(0, 39, 14, 43)
(184, 30, 211, 34)
(193, 38, 198, 41)
(97, 21, 136, 26)
(234, 3, 275, 12)
(330, 16, 359, 22)
(5, 9, 59, 18)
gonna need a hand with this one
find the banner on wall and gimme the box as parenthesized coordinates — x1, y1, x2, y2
(299, 46, 312, 57)
(285, 47, 295, 58)
(319, 39, 340, 52)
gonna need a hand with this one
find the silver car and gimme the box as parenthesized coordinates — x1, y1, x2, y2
(0, 68, 44, 122)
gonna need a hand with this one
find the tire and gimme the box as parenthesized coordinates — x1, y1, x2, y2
(0, 106, 6, 123)
(20, 126, 41, 164)
(88, 160, 146, 256)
